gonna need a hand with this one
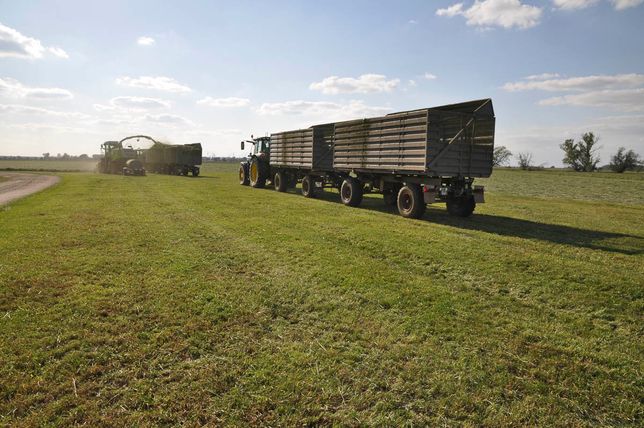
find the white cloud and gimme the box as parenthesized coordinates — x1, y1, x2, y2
(437, 3, 465, 16)
(47, 46, 69, 59)
(309, 74, 400, 94)
(436, 0, 543, 29)
(424, 73, 438, 80)
(525, 73, 560, 80)
(143, 113, 194, 126)
(257, 100, 391, 119)
(0, 22, 68, 59)
(197, 96, 251, 107)
(0, 77, 73, 100)
(611, 0, 644, 9)
(116, 76, 191, 93)
(539, 88, 644, 111)
(408, 19, 419, 24)
(137, 36, 155, 46)
(109, 96, 171, 111)
(0, 104, 89, 119)
(552, 0, 599, 9)
(503, 73, 644, 91)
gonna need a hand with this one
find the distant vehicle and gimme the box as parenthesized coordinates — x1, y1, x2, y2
(97, 135, 202, 177)
(97, 141, 146, 176)
(240, 99, 495, 218)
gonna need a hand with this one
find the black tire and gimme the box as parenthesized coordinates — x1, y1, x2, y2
(274, 171, 287, 192)
(239, 164, 249, 185)
(446, 195, 476, 217)
(192, 167, 199, 177)
(249, 158, 265, 188)
(397, 184, 426, 219)
(340, 178, 363, 207)
(301, 175, 316, 198)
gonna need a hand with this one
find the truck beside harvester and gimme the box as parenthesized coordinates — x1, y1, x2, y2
(239, 98, 495, 218)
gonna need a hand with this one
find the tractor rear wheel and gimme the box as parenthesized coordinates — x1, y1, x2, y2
(249, 158, 265, 188)
(274, 171, 287, 192)
(447, 195, 476, 217)
(397, 184, 426, 219)
(340, 178, 363, 207)
(239, 164, 249, 185)
(301, 175, 316, 198)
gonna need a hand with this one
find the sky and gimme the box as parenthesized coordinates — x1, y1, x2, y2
(1, 0, 643, 166)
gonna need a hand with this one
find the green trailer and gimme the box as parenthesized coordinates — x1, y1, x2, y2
(146, 141, 202, 176)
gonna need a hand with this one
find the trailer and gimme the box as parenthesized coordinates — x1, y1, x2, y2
(141, 138, 202, 176)
(240, 99, 495, 218)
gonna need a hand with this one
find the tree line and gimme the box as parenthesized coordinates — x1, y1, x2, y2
(493, 132, 642, 173)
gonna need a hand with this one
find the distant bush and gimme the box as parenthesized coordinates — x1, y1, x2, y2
(517, 152, 533, 170)
(493, 146, 512, 167)
(610, 147, 641, 173)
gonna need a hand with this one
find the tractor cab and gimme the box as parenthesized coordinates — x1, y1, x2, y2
(241, 136, 271, 157)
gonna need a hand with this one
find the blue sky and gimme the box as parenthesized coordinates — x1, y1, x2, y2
(1, 0, 643, 165)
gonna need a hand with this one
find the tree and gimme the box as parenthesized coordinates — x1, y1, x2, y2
(493, 146, 513, 166)
(610, 147, 641, 173)
(560, 132, 601, 172)
(517, 152, 533, 170)
(42, 152, 50, 159)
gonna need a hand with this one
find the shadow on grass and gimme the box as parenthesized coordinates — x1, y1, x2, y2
(285, 187, 644, 256)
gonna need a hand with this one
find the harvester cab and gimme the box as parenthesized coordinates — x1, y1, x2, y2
(239, 136, 271, 188)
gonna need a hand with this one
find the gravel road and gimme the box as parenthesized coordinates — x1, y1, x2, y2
(0, 173, 60, 205)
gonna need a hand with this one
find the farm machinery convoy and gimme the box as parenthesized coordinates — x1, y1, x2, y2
(98, 98, 495, 219)
(239, 98, 496, 218)
(98, 135, 202, 177)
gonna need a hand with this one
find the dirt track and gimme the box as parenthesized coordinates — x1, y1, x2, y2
(0, 173, 60, 205)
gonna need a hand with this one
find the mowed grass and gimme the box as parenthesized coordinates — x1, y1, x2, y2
(0, 165, 642, 426)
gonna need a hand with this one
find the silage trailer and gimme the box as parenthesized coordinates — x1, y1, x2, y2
(239, 98, 495, 218)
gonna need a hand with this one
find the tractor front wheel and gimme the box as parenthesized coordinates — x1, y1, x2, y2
(239, 164, 249, 185)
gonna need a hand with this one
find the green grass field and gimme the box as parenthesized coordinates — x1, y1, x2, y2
(1, 165, 642, 426)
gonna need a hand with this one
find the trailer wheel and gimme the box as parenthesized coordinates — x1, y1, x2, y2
(249, 158, 265, 188)
(239, 164, 249, 185)
(397, 184, 426, 219)
(447, 196, 476, 217)
(301, 175, 316, 198)
(192, 167, 199, 177)
(274, 171, 287, 192)
(340, 178, 363, 207)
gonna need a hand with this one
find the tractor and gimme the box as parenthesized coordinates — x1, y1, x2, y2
(239, 136, 271, 188)
(98, 141, 146, 176)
